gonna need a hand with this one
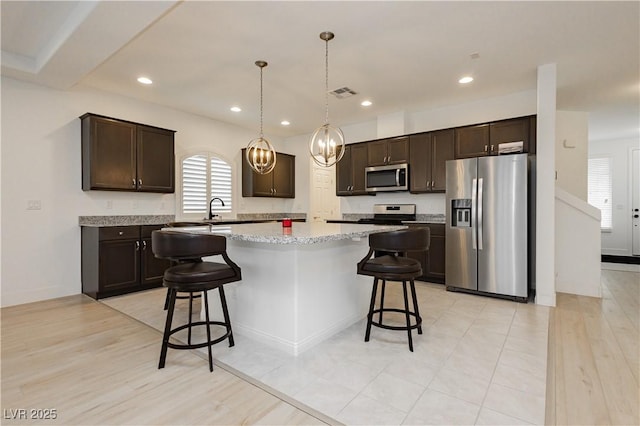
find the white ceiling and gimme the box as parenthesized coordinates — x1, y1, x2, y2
(2, 1, 639, 142)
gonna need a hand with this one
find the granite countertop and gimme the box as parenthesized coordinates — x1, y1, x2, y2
(79, 215, 176, 227)
(165, 222, 405, 245)
(79, 213, 306, 227)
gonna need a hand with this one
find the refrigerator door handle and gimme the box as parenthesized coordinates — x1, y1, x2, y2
(478, 177, 484, 250)
(472, 178, 477, 250)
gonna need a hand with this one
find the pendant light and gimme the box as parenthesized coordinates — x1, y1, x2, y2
(246, 60, 276, 174)
(309, 31, 345, 167)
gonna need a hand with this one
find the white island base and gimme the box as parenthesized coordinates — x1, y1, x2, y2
(188, 222, 403, 356)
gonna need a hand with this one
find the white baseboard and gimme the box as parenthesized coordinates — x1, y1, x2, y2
(601, 262, 640, 272)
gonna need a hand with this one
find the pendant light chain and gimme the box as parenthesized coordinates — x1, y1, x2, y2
(324, 37, 330, 126)
(260, 65, 264, 138)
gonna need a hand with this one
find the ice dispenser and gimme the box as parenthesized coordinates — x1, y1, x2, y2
(451, 199, 472, 227)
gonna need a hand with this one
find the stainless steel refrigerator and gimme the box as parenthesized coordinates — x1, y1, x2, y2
(445, 153, 528, 300)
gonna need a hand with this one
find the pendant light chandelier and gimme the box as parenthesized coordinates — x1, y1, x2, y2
(246, 60, 276, 174)
(309, 31, 345, 167)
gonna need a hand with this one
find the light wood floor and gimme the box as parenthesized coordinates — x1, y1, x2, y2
(0, 296, 325, 425)
(550, 269, 639, 426)
(2, 268, 638, 425)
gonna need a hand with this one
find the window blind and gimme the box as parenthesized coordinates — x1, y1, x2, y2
(588, 157, 612, 229)
(182, 154, 207, 214)
(210, 157, 232, 212)
(181, 154, 232, 215)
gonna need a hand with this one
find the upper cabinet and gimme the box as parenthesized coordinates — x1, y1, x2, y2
(455, 116, 534, 159)
(336, 143, 370, 196)
(241, 149, 295, 198)
(367, 136, 409, 166)
(409, 129, 454, 193)
(81, 113, 175, 193)
(454, 123, 490, 158)
(489, 116, 532, 154)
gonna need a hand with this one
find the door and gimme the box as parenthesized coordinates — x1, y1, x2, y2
(310, 161, 339, 222)
(409, 133, 430, 193)
(137, 125, 175, 193)
(431, 129, 455, 191)
(477, 154, 528, 298)
(633, 149, 640, 255)
(454, 124, 490, 159)
(89, 117, 136, 190)
(336, 145, 353, 195)
(445, 157, 478, 291)
(272, 153, 295, 198)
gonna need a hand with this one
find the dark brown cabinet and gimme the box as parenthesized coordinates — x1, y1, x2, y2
(241, 149, 295, 198)
(490, 116, 531, 154)
(406, 223, 445, 283)
(336, 143, 371, 196)
(367, 136, 409, 166)
(81, 113, 175, 193)
(409, 129, 454, 193)
(454, 123, 490, 159)
(82, 225, 170, 299)
(455, 116, 535, 159)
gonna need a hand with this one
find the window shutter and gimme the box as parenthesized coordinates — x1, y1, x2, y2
(210, 157, 232, 212)
(182, 155, 207, 214)
(588, 157, 613, 229)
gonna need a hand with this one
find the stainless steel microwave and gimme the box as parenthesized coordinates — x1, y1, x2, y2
(365, 163, 409, 192)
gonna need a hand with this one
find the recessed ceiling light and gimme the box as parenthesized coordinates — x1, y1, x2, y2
(281, 120, 290, 126)
(137, 76, 153, 85)
(230, 106, 242, 112)
(459, 76, 474, 84)
(361, 100, 372, 107)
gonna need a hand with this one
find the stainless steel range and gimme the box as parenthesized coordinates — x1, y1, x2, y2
(357, 204, 416, 225)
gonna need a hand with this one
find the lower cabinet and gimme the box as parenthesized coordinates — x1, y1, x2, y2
(81, 224, 171, 299)
(407, 223, 445, 284)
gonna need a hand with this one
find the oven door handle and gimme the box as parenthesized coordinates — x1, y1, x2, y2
(395, 169, 400, 186)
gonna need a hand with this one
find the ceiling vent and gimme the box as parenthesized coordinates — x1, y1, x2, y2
(329, 87, 357, 99)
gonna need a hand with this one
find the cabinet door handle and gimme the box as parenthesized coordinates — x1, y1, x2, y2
(431, 180, 435, 188)
(484, 145, 488, 152)
(135, 241, 140, 251)
(490, 145, 495, 153)
(132, 178, 136, 187)
(138, 179, 142, 186)
(118, 231, 124, 236)
(142, 241, 147, 250)
(388, 155, 391, 163)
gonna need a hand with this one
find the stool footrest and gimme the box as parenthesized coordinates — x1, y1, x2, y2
(369, 308, 422, 331)
(166, 321, 233, 350)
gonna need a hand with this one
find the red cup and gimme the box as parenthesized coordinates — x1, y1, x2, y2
(282, 218, 292, 228)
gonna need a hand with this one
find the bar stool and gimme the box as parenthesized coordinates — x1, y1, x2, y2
(151, 230, 241, 371)
(162, 222, 208, 310)
(357, 228, 430, 351)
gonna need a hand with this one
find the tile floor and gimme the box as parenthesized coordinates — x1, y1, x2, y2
(102, 281, 549, 425)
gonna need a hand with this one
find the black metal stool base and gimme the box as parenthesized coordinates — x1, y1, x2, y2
(159, 286, 234, 372)
(364, 278, 422, 351)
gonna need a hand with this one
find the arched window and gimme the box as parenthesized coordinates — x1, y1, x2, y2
(181, 153, 232, 216)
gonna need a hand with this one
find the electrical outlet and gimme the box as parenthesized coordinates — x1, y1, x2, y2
(27, 200, 41, 210)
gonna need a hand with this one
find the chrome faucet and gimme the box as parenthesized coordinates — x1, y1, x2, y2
(208, 197, 225, 220)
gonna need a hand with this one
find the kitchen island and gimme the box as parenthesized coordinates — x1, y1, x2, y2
(169, 222, 404, 355)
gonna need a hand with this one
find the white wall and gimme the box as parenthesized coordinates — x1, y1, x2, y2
(590, 137, 640, 256)
(556, 111, 589, 200)
(555, 188, 601, 297)
(0, 77, 301, 307)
